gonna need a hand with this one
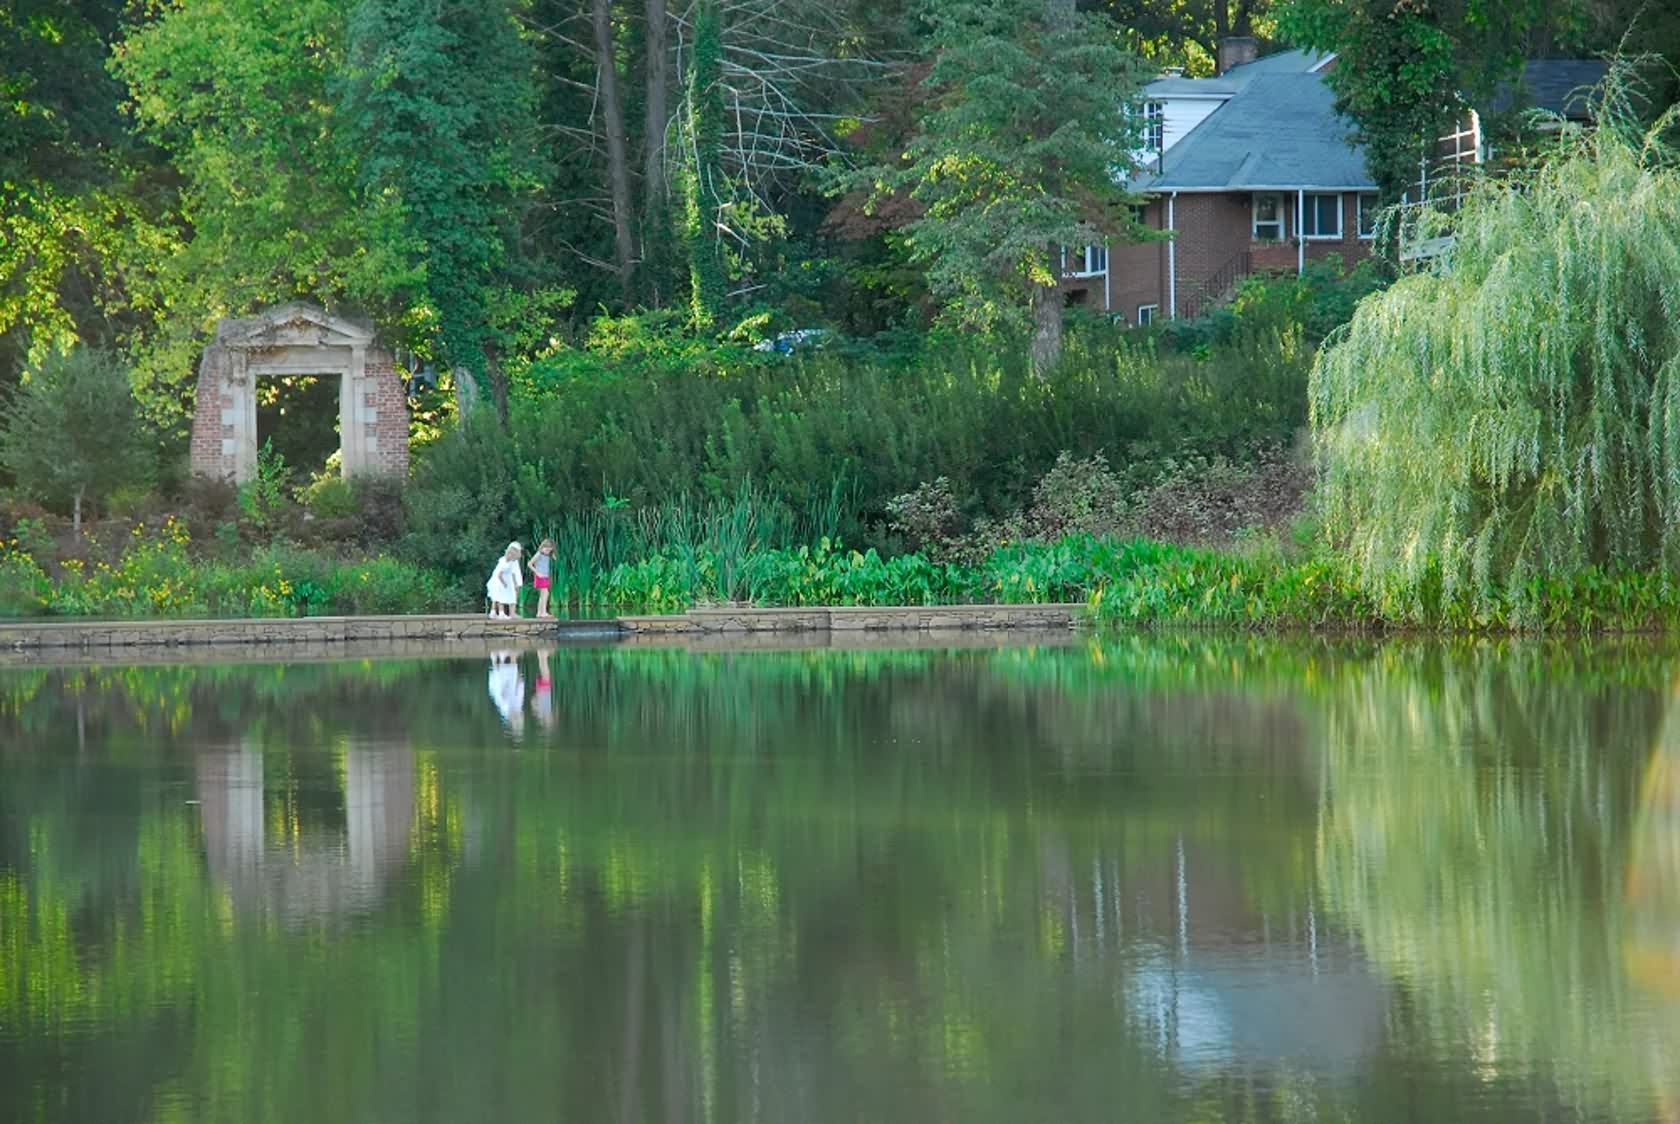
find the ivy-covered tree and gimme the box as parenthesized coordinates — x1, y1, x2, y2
(1, 348, 152, 534)
(340, 0, 547, 415)
(679, 0, 727, 330)
(850, 0, 1148, 370)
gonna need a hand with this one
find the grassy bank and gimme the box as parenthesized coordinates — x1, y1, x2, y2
(8, 513, 1680, 634)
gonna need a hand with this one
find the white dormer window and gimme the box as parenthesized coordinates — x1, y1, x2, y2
(1144, 101, 1164, 153)
(1252, 193, 1285, 242)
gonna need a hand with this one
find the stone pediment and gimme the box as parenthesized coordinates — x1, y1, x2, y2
(216, 302, 375, 352)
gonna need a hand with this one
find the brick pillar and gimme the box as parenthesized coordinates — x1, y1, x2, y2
(189, 345, 245, 481)
(349, 350, 409, 479)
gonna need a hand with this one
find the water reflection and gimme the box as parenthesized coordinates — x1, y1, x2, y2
(0, 638, 1678, 1123)
(196, 739, 415, 925)
(488, 650, 526, 737)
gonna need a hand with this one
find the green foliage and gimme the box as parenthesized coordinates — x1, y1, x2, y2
(403, 323, 1313, 586)
(31, 518, 451, 619)
(848, 0, 1149, 343)
(0, 0, 169, 380)
(1278, 0, 1572, 198)
(111, 0, 406, 430)
(0, 541, 50, 617)
(301, 474, 358, 520)
(0, 347, 153, 528)
(236, 440, 294, 537)
(339, 0, 547, 390)
(1311, 115, 1680, 622)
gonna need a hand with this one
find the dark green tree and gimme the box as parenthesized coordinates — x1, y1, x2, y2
(1278, 0, 1575, 200)
(340, 0, 547, 413)
(1, 348, 152, 533)
(849, 0, 1149, 370)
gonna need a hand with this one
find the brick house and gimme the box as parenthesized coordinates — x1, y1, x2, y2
(1061, 44, 1610, 323)
(1062, 41, 1377, 324)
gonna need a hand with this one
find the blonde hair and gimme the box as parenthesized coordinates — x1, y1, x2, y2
(506, 541, 523, 558)
(539, 538, 555, 552)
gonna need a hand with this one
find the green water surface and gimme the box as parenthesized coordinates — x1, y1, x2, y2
(3, 635, 1679, 1123)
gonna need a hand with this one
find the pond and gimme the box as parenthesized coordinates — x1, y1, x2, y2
(2, 635, 1678, 1123)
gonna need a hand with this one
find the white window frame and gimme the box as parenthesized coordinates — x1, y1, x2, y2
(1252, 193, 1285, 242)
(1064, 244, 1107, 278)
(1356, 193, 1379, 240)
(1301, 192, 1343, 241)
(1136, 304, 1159, 326)
(1144, 101, 1165, 153)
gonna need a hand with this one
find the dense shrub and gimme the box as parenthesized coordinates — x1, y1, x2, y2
(404, 321, 1313, 583)
(11, 518, 455, 619)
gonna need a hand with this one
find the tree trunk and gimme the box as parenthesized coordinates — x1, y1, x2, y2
(593, 0, 636, 298)
(1214, 0, 1230, 42)
(642, 0, 669, 206)
(489, 359, 510, 428)
(1030, 282, 1062, 375)
(72, 485, 84, 537)
(640, 0, 671, 304)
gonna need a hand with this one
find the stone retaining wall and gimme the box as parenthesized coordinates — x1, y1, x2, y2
(0, 615, 618, 652)
(618, 603, 1085, 634)
(0, 604, 1085, 652)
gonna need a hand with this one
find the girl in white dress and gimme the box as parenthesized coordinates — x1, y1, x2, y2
(486, 542, 524, 618)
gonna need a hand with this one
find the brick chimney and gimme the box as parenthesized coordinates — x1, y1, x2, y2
(1216, 36, 1259, 76)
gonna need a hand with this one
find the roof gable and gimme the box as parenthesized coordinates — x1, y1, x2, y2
(217, 303, 376, 351)
(1138, 73, 1374, 193)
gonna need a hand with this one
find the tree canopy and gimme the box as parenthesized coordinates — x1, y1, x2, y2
(851, 0, 1149, 370)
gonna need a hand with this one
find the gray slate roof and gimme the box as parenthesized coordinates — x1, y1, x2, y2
(1137, 73, 1374, 193)
(1483, 59, 1608, 119)
(1142, 47, 1329, 98)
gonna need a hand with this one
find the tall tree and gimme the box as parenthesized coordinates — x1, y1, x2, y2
(679, 0, 727, 328)
(643, 0, 672, 288)
(341, 0, 547, 413)
(849, 0, 1148, 370)
(0, 1, 171, 389)
(592, 0, 637, 297)
(112, 0, 397, 433)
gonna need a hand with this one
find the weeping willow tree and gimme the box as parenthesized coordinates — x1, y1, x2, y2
(1311, 87, 1680, 618)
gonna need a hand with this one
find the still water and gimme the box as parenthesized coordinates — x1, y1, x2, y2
(3, 635, 1679, 1123)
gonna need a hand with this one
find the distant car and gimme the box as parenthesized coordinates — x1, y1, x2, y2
(753, 328, 834, 354)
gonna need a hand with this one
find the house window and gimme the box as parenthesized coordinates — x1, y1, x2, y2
(1144, 101, 1165, 153)
(1136, 304, 1159, 326)
(1064, 244, 1107, 276)
(1357, 193, 1379, 239)
(1252, 193, 1284, 242)
(1301, 193, 1343, 240)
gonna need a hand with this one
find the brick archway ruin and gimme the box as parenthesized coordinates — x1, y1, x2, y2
(189, 303, 409, 482)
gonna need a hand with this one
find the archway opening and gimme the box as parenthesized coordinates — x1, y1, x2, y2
(256, 375, 341, 479)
